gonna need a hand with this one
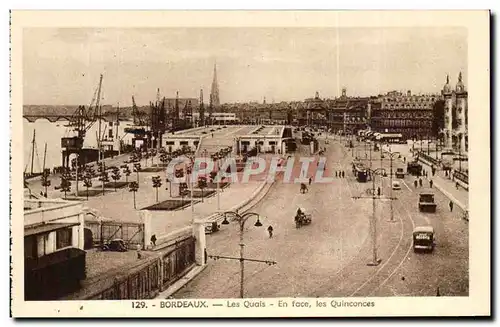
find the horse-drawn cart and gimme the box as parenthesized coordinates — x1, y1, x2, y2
(295, 209, 312, 228)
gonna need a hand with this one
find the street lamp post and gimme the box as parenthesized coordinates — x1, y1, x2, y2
(217, 211, 276, 298)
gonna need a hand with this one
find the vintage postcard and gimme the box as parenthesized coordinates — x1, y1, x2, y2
(10, 10, 490, 317)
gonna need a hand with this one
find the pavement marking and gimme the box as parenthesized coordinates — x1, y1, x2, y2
(368, 197, 417, 296)
(402, 180, 413, 192)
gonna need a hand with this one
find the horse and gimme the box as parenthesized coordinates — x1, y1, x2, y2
(295, 214, 302, 228)
(300, 183, 308, 194)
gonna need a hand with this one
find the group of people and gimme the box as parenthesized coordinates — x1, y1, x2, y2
(414, 177, 433, 188)
(335, 171, 346, 178)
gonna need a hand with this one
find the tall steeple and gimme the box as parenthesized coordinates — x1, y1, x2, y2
(210, 62, 220, 106)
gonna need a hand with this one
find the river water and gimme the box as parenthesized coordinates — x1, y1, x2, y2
(23, 118, 135, 173)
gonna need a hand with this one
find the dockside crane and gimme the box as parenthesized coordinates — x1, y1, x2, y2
(61, 73, 104, 196)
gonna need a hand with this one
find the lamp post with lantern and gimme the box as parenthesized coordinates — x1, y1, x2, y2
(208, 211, 276, 298)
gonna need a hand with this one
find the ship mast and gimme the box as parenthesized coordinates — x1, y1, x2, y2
(42, 143, 47, 173)
(95, 74, 104, 162)
(30, 130, 36, 176)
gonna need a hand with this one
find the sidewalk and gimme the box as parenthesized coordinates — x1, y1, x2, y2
(381, 143, 469, 210)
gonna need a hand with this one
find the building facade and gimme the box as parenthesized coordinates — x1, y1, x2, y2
(442, 72, 468, 152)
(369, 90, 438, 140)
(297, 89, 369, 134)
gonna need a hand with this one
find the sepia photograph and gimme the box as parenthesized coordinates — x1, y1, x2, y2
(10, 10, 490, 317)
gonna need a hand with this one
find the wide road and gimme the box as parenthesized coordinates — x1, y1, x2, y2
(174, 137, 469, 298)
(175, 138, 372, 299)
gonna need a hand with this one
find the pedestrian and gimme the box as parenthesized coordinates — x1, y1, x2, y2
(449, 200, 454, 212)
(309, 177, 312, 185)
(456, 182, 459, 190)
(136, 243, 142, 259)
(377, 187, 381, 196)
(419, 178, 423, 187)
(204, 248, 208, 264)
(429, 180, 433, 188)
(414, 180, 418, 188)
(267, 225, 274, 238)
(403, 157, 406, 163)
(342, 171, 345, 178)
(150, 234, 157, 248)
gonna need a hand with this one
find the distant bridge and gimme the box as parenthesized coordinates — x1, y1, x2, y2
(23, 115, 74, 123)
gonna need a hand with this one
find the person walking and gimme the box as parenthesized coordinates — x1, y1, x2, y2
(136, 243, 142, 259)
(419, 178, 423, 187)
(429, 179, 433, 188)
(414, 180, 418, 188)
(309, 177, 313, 186)
(342, 171, 345, 178)
(449, 200, 454, 212)
(267, 225, 274, 238)
(335, 171, 338, 178)
(456, 182, 459, 190)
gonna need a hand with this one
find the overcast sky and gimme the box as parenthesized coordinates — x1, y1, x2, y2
(23, 27, 467, 106)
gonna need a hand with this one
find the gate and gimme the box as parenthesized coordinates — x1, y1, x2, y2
(86, 221, 144, 248)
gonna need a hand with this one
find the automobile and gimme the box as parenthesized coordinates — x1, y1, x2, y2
(101, 239, 128, 252)
(419, 193, 437, 213)
(413, 226, 435, 252)
(392, 181, 401, 190)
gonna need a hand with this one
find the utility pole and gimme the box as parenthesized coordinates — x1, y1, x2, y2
(352, 167, 396, 266)
(214, 211, 276, 298)
(385, 150, 400, 223)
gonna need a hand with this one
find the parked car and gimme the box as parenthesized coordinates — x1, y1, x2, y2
(392, 181, 401, 190)
(101, 239, 128, 252)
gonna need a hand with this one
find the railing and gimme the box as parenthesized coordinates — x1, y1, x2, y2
(84, 236, 196, 300)
(417, 151, 440, 167)
(453, 170, 469, 185)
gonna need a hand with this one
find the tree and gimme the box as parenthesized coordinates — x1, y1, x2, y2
(83, 173, 93, 201)
(60, 174, 71, 200)
(41, 168, 51, 198)
(179, 182, 188, 202)
(198, 176, 208, 202)
(133, 163, 141, 181)
(99, 170, 109, 195)
(129, 181, 139, 209)
(123, 165, 131, 184)
(111, 167, 121, 191)
(152, 175, 162, 203)
(432, 99, 445, 139)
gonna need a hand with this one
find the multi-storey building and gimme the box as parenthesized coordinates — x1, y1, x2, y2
(442, 72, 468, 152)
(297, 89, 369, 133)
(369, 90, 438, 140)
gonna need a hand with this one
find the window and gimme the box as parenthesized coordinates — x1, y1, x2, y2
(56, 227, 73, 249)
(165, 141, 175, 145)
(108, 129, 113, 138)
(24, 235, 37, 259)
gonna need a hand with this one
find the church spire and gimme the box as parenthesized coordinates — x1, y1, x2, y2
(210, 62, 220, 106)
